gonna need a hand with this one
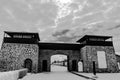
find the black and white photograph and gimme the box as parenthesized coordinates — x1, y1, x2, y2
(0, 0, 120, 80)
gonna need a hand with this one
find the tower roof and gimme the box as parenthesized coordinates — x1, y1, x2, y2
(4, 31, 40, 41)
(77, 35, 112, 43)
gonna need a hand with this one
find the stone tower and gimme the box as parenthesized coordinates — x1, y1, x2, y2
(0, 31, 40, 73)
(77, 35, 119, 73)
(0, 31, 119, 73)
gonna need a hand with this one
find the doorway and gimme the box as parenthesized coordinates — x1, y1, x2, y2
(72, 60, 77, 71)
(42, 60, 48, 72)
(51, 55, 68, 72)
(78, 61, 83, 72)
(118, 62, 120, 69)
(24, 59, 32, 72)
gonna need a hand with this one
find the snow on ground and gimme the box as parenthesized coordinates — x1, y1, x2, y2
(51, 65, 67, 72)
(20, 65, 87, 80)
(20, 65, 120, 80)
(74, 72, 120, 80)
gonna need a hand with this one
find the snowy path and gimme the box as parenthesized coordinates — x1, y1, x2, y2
(20, 65, 87, 80)
(74, 72, 120, 80)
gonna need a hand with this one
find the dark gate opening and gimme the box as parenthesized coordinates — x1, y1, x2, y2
(24, 59, 32, 72)
(42, 60, 48, 72)
(72, 60, 77, 71)
(67, 56, 70, 71)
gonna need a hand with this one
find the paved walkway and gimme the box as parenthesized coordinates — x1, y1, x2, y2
(72, 72, 120, 80)
(20, 65, 87, 80)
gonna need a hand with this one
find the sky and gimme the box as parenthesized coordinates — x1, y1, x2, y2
(0, 0, 120, 53)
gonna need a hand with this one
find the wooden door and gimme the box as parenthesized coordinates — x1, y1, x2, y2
(24, 59, 32, 72)
(72, 60, 77, 71)
(42, 60, 48, 72)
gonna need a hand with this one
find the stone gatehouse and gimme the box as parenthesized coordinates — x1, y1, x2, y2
(0, 31, 119, 73)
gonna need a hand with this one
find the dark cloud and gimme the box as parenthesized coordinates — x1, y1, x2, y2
(95, 24, 104, 28)
(55, 35, 82, 42)
(69, 2, 79, 10)
(52, 29, 77, 42)
(52, 29, 70, 37)
(107, 24, 120, 30)
(52, 29, 95, 42)
(82, 28, 88, 31)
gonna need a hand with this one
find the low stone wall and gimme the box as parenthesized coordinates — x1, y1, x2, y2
(0, 68, 28, 80)
(17, 68, 28, 79)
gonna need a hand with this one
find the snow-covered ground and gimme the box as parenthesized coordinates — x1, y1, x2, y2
(51, 65, 67, 72)
(73, 72, 120, 80)
(20, 65, 87, 80)
(20, 65, 120, 80)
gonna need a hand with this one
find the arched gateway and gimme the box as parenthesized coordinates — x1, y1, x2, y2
(24, 59, 32, 72)
(38, 49, 80, 72)
(0, 31, 119, 73)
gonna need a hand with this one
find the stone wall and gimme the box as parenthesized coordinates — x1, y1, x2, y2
(0, 43, 39, 73)
(38, 49, 80, 72)
(116, 55, 120, 70)
(1, 42, 118, 73)
(81, 46, 119, 73)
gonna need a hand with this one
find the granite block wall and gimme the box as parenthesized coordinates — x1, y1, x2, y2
(1, 42, 118, 73)
(0, 43, 39, 73)
(81, 46, 119, 73)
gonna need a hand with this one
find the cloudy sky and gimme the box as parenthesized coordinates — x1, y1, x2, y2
(0, 0, 120, 53)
